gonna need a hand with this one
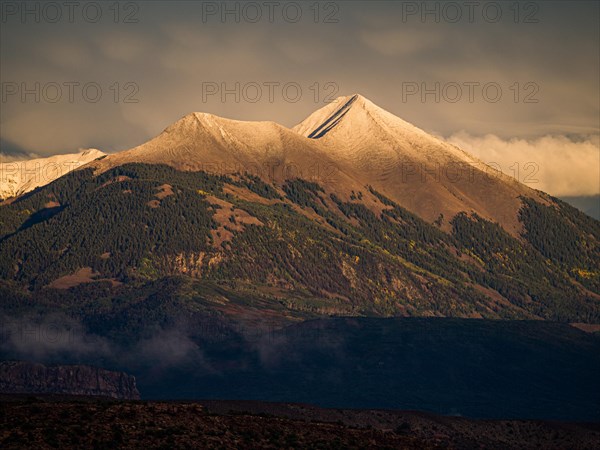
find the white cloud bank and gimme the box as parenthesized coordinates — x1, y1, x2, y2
(447, 132, 600, 197)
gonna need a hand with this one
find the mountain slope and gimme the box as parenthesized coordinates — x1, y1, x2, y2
(294, 94, 545, 235)
(0, 149, 105, 200)
(0, 161, 598, 323)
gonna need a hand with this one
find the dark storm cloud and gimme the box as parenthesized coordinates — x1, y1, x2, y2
(0, 138, 31, 160)
(0, 1, 598, 195)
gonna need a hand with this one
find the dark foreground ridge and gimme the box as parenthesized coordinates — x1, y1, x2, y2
(0, 396, 599, 449)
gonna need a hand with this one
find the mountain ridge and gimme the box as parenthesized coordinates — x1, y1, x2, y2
(85, 94, 547, 235)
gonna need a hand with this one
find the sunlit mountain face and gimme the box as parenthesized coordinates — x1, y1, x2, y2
(1, 1, 599, 447)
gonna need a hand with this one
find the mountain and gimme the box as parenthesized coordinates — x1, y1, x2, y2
(0, 149, 105, 200)
(0, 95, 598, 325)
(91, 95, 541, 235)
(1, 94, 599, 420)
(294, 95, 543, 235)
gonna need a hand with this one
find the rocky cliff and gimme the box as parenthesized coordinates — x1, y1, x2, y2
(0, 361, 140, 400)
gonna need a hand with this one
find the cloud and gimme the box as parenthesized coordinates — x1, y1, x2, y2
(0, 313, 212, 374)
(0, 138, 36, 162)
(446, 132, 600, 197)
(134, 329, 200, 369)
(360, 29, 441, 56)
(0, 314, 112, 363)
(93, 32, 149, 62)
(275, 37, 332, 64)
(0, 1, 597, 157)
(1, 100, 153, 155)
(253, 320, 346, 369)
(36, 38, 95, 70)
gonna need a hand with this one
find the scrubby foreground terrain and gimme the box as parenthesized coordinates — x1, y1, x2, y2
(1, 396, 599, 449)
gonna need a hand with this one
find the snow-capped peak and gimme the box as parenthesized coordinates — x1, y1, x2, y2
(293, 94, 429, 143)
(0, 149, 105, 200)
(81, 95, 541, 235)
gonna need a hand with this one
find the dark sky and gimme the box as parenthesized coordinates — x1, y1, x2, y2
(1, 1, 598, 196)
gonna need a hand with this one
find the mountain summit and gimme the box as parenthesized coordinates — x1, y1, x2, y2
(294, 94, 542, 234)
(89, 94, 544, 234)
(293, 94, 427, 140)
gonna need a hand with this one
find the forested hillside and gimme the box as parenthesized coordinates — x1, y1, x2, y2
(1, 163, 598, 323)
